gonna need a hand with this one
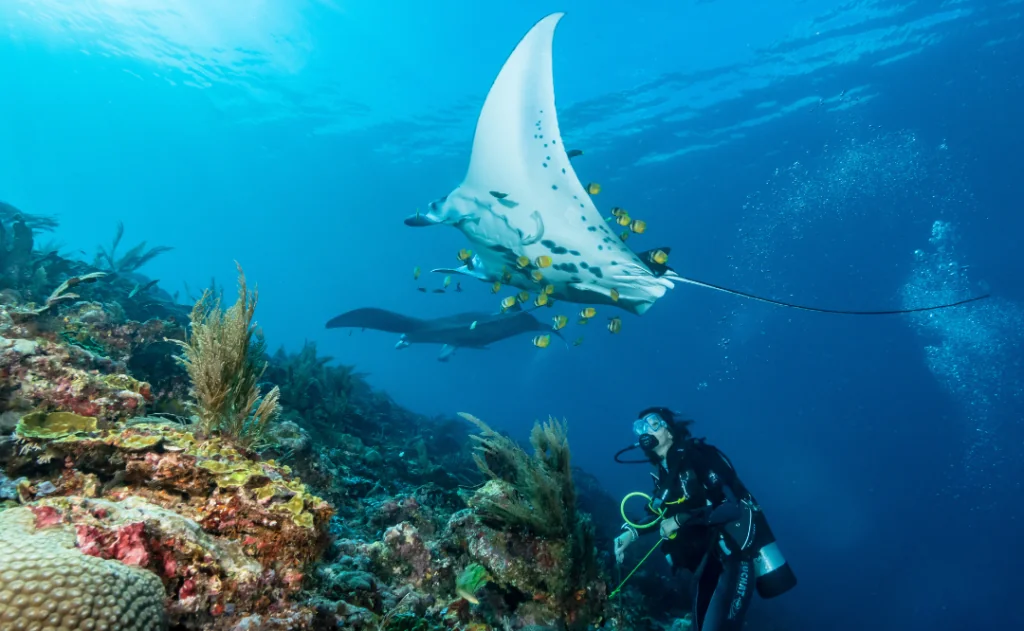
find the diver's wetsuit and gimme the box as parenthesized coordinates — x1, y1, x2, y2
(622, 438, 793, 631)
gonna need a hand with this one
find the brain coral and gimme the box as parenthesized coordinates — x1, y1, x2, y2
(0, 506, 168, 631)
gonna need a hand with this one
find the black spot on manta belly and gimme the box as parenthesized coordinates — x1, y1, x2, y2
(555, 262, 579, 273)
(580, 216, 586, 222)
(587, 226, 597, 232)
(580, 262, 589, 269)
(588, 267, 604, 278)
(569, 250, 580, 256)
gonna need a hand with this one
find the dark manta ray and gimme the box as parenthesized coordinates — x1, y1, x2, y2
(325, 307, 558, 362)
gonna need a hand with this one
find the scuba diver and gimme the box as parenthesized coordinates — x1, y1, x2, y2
(612, 407, 796, 631)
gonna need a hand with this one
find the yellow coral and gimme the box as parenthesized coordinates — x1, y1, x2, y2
(116, 434, 163, 451)
(15, 411, 98, 440)
(279, 494, 305, 517)
(294, 512, 314, 529)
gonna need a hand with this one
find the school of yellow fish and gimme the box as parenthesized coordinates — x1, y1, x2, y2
(411, 178, 671, 351)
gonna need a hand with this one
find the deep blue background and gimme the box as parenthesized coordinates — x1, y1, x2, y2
(2, 1, 1022, 629)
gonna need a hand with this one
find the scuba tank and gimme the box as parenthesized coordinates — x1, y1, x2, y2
(711, 496, 797, 599)
(680, 439, 798, 599)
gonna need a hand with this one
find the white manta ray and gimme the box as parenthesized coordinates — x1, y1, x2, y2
(405, 12, 675, 316)
(406, 13, 990, 319)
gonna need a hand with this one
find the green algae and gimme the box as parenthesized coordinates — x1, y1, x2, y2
(16, 411, 98, 440)
(59, 330, 107, 356)
(455, 563, 491, 603)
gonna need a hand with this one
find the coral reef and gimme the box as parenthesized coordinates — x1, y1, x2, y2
(0, 504, 168, 631)
(0, 201, 681, 631)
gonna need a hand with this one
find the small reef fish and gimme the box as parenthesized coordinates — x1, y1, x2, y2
(648, 249, 669, 265)
(607, 316, 622, 334)
(458, 249, 473, 262)
(517, 291, 530, 303)
(531, 270, 544, 283)
(128, 279, 159, 298)
(543, 284, 555, 295)
(443, 275, 452, 289)
(615, 214, 631, 227)
(516, 255, 530, 269)
(500, 296, 518, 311)
(534, 255, 552, 268)
(579, 307, 596, 319)
(491, 281, 502, 293)
(566, 149, 584, 159)
(532, 334, 551, 348)
(620, 231, 629, 242)
(610, 207, 628, 218)
(534, 293, 549, 307)
(413, 266, 421, 280)
(489, 191, 508, 199)
(573, 337, 584, 346)
(610, 288, 619, 302)
(629, 219, 646, 234)
(586, 182, 601, 195)
(552, 315, 568, 330)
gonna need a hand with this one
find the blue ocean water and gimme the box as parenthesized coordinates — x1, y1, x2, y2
(1, 1, 1021, 629)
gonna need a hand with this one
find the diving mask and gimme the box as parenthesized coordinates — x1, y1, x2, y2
(633, 413, 668, 436)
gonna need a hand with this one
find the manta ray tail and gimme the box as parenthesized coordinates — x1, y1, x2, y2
(672, 275, 990, 315)
(325, 307, 427, 333)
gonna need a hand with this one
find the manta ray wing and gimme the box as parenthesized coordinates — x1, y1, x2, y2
(406, 13, 675, 316)
(327, 308, 550, 360)
(325, 307, 428, 333)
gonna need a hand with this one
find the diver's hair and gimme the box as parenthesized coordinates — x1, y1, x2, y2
(637, 406, 696, 441)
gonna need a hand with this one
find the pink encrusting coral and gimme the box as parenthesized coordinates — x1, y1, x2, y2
(1, 333, 151, 422)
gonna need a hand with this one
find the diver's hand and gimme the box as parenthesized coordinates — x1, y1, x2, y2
(614, 530, 637, 564)
(660, 515, 682, 540)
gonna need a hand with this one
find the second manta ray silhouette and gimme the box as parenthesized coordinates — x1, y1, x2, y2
(404, 12, 988, 317)
(326, 307, 558, 362)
